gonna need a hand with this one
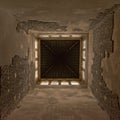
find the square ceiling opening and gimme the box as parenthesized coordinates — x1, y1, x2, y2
(41, 40, 80, 79)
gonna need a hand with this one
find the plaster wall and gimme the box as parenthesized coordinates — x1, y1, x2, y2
(0, 9, 35, 120)
(102, 9, 120, 101)
(0, 9, 34, 66)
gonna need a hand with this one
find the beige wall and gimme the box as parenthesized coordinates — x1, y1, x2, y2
(102, 9, 120, 100)
(0, 9, 34, 66)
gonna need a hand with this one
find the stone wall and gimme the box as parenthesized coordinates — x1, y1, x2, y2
(90, 5, 120, 120)
(0, 55, 35, 120)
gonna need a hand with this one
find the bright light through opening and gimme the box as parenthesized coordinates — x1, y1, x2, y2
(51, 81, 59, 85)
(72, 34, 81, 38)
(35, 51, 38, 58)
(51, 35, 60, 37)
(82, 61, 86, 69)
(35, 34, 87, 83)
(35, 71, 38, 79)
(61, 81, 69, 85)
(71, 81, 80, 85)
(35, 61, 38, 69)
(38, 34, 82, 38)
(61, 35, 70, 37)
(83, 40, 86, 49)
(35, 40, 38, 49)
(83, 51, 86, 59)
(40, 81, 49, 85)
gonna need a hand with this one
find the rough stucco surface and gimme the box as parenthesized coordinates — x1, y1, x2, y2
(6, 88, 109, 120)
(1, 55, 35, 120)
(0, 9, 35, 120)
(0, 0, 120, 32)
(91, 6, 120, 120)
(16, 20, 67, 33)
(0, 9, 34, 65)
(102, 8, 120, 102)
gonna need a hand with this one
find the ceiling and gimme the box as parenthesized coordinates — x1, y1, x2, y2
(0, 0, 120, 32)
(41, 40, 80, 78)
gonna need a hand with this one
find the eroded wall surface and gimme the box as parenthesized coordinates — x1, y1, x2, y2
(1, 55, 35, 120)
(102, 8, 120, 102)
(0, 9, 35, 120)
(90, 5, 120, 120)
(16, 20, 67, 33)
(0, 9, 34, 65)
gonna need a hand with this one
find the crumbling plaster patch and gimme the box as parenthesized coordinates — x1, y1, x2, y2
(1, 55, 35, 120)
(90, 4, 120, 120)
(16, 20, 67, 33)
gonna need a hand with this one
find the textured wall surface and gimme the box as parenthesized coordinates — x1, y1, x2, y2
(0, 9, 34, 66)
(1, 55, 35, 120)
(91, 5, 120, 120)
(88, 30, 94, 88)
(0, 9, 35, 120)
(16, 20, 67, 33)
(102, 8, 120, 103)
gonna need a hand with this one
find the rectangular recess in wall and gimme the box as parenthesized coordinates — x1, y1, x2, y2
(34, 33, 88, 86)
